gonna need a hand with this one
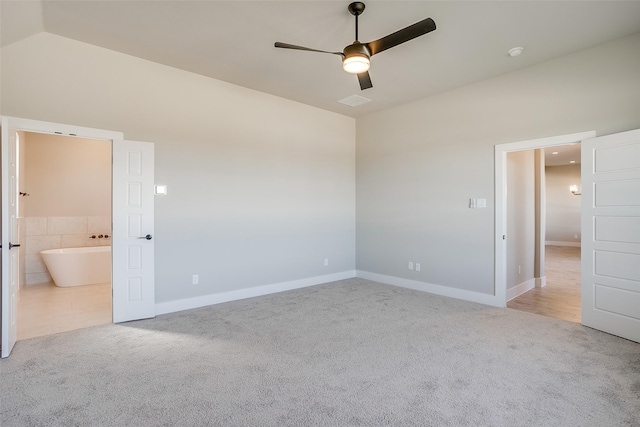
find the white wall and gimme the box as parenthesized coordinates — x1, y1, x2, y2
(24, 133, 111, 217)
(357, 32, 640, 296)
(545, 164, 581, 244)
(1, 33, 356, 304)
(507, 151, 535, 290)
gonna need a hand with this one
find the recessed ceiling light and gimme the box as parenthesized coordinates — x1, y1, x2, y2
(570, 160, 576, 164)
(552, 151, 559, 155)
(508, 47, 524, 57)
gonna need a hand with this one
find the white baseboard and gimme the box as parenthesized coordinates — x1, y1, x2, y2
(506, 278, 536, 301)
(535, 276, 547, 288)
(546, 241, 581, 247)
(155, 270, 356, 315)
(356, 270, 502, 307)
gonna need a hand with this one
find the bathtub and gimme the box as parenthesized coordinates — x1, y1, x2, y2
(40, 246, 111, 287)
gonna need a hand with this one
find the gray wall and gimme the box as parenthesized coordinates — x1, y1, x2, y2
(1, 33, 356, 304)
(545, 165, 581, 244)
(356, 32, 640, 295)
(2, 30, 639, 304)
(506, 151, 535, 290)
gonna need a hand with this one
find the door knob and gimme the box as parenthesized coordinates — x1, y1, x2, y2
(138, 234, 152, 240)
(9, 242, 20, 249)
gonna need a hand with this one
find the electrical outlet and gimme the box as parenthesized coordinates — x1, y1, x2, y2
(324, 258, 329, 266)
(408, 262, 414, 270)
(192, 274, 199, 285)
(518, 266, 521, 275)
(415, 263, 421, 272)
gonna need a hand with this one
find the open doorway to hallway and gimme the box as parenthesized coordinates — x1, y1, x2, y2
(508, 245, 581, 322)
(506, 144, 582, 322)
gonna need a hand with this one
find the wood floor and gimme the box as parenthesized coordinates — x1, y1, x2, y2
(18, 281, 112, 340)
(507, 245, 581, 322)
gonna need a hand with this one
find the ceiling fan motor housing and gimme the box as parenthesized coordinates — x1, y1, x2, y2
(344, 42, 370, 60)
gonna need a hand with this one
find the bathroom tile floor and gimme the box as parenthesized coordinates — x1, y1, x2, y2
(18, 281, 112, 340)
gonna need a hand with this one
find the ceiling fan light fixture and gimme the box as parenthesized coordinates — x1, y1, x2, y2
(274, 2, 436, 89)
(343, 55, 370, 74)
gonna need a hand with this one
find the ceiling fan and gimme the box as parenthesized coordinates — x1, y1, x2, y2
(274, 2, 436, 90)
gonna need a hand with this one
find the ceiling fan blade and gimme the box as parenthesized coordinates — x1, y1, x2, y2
(365, 18, 436, 56)
(274, 42, 344, 57)
(357, 71, 373, 90)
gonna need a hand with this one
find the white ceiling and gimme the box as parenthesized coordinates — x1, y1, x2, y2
(2, 1, 640, 118)
(545, 144, 581, 167)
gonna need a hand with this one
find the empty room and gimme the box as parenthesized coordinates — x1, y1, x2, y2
(1, 1, 639, 426)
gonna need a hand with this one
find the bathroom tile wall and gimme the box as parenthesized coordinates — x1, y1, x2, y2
(25, 216, 111, 285)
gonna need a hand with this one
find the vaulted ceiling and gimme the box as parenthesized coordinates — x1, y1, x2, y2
(2, 1, 640, 118)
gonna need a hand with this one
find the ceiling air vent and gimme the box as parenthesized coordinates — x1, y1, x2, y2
(337, 94, 372, 107)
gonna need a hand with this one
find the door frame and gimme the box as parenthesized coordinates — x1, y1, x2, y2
(494, 130, 596, 306)
(1, 116, 128, 333)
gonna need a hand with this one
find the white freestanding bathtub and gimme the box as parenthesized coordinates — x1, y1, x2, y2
(40, 246, 111, 287)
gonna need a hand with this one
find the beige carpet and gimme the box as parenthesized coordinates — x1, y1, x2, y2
(1, 278, 638, 426)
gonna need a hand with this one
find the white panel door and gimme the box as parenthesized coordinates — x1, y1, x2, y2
(582, 129, 640, 343)
(112, 140, 155, 323)
(1, 117, 19, 358)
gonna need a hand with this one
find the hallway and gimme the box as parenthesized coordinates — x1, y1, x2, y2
(507, 245, 581, 322)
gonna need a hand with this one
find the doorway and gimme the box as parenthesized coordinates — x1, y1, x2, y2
(17, 131, 113, 339)
(506, 144, 582, 322)
(3, 115, 155, 358)
(494, 130, 596, 314)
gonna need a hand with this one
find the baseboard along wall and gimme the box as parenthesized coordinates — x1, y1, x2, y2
(156, 269, 505, 316)
(535, 276, 547, 288)
(546, 241, 581, 247)
(356, 271, 502, 307)
(155, 271, 357, 315)
(506, 278, 536, 302)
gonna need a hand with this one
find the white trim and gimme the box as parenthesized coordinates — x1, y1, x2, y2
(155, 270, 357, 315)
(546, 241, 581, 247)
(506, 278, 536, 301)
(356, 270, 501, 307)
(494, 130, 595, 307)
(535, 276, 547, 288)
(4, 116, 123, 140)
